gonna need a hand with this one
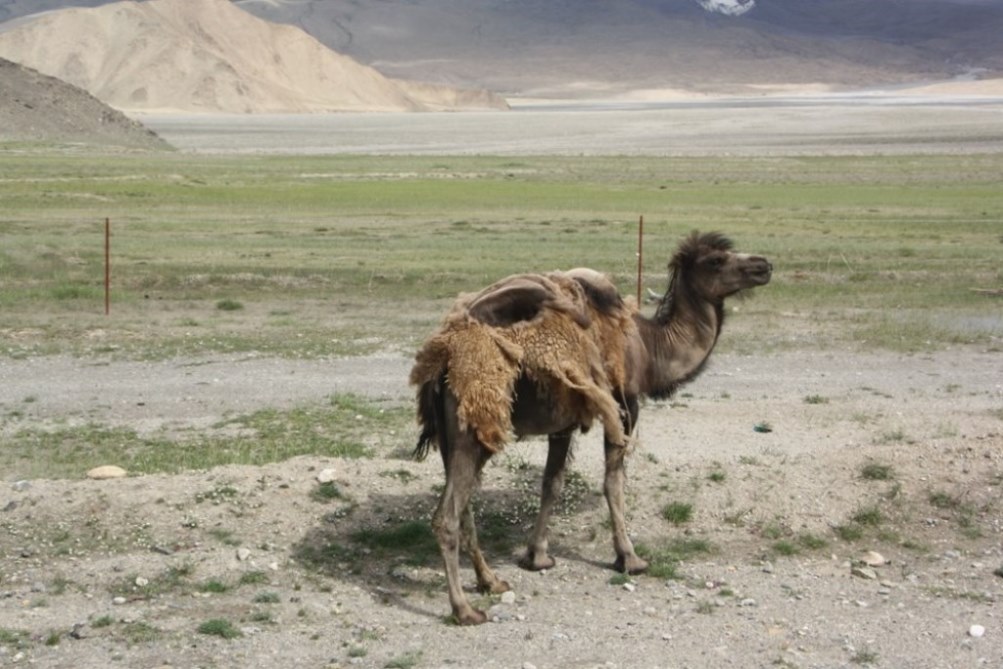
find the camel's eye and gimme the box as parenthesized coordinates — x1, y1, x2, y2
(703, 255, 725, 271)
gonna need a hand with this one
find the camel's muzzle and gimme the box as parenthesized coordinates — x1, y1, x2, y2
(744, 256, 772, 285)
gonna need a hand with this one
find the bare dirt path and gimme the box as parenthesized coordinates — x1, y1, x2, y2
(1, 348, 1001, 668)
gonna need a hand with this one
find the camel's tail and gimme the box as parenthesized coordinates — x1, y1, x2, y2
(414, 378, 444, 461)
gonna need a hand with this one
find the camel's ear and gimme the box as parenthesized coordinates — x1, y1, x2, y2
(467, 280, 589, 327)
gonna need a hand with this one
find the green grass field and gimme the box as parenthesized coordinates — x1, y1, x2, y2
(2, 152, 1001, 358)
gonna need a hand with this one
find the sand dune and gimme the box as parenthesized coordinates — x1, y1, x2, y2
(0, 0, 508, 113)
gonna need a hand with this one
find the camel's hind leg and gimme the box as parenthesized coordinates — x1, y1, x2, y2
(431, 392, 494, 625)
(604, 396, 648, 574)
(520, 430, 572, 571)
(460, 505, 510, 594)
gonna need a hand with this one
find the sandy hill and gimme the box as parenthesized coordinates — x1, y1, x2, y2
(0, 0, 508, 113)
(0, 57, 169, 148)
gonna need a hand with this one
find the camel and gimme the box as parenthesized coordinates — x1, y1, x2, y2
(410, 231, 772, 624)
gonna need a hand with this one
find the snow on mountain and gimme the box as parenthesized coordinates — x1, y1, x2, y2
(695, 0, 756, 16)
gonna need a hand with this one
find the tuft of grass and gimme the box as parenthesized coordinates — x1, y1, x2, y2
(772, 540, 799, 557)
(707, 469, 726, 483)
(608, 573, 633, 586)
(198, 579, 230, 594)
(215, 299, 244, 311)
(803, 395, 829, 404)
(196, 618, 243, 639)
(928, 491, 960, 509)
(253, 591, 281, 604)
(860, 462, 894, 481)
(834, 524, 865, 542)
(310, 481, 347, 503)
(851, 506, 884, 527)
(385, 651, 423, 669)
(238, 570, 269, 586)
(662, 501, 694, 525)
(637, 537, 715, 579)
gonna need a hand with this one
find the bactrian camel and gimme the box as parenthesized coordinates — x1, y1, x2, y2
(410, 231, 772, 624)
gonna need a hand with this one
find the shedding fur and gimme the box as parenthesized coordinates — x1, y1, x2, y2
(409, 269, 635, 453)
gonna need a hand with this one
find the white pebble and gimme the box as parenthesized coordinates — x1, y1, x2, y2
(500, 590, 516, 605)
(316, 468, 337, 484)
(969, 624, 986, 638)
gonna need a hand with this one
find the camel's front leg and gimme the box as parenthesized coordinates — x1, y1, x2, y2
(461, 503, 510, 594)
(432, 413, 493, 625)
(520, 431, 572, 571)
(603, 437, 648, 574)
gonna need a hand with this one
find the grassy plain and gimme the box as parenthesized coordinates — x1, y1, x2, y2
(2, 152, 1001, 359)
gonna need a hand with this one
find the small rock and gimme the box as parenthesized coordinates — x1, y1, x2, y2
(859, 551, 888, 567)
(500, 590, 516, 605)
(739, 598, 757, 607)
(761, 562, 774, 574)
(11, 480, 30, 492)
(69, 623, 86, 640)
(87, 465, 127, 480)
(112, 596, 127, 605)
(316, 468, 337, 484)
(134, 577, 149, 587)
(993, 565, 1003, 579)
(487, 605, 512, 622)
(236, 548, 251, 561)
(622, 582, 636, 592)
(523, 663, 538, 669)
(851, 566, 878, 580)
(969, 624, 986, 638)
(2, 501, 17, 512)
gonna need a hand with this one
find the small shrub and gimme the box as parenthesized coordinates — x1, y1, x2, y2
(803, 395, 829, 405)
(216, 299, 244, 311)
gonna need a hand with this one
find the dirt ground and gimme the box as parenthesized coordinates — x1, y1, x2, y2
(1, 346, 1001, 669)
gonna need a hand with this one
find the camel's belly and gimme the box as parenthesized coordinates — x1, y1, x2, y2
(510, 376, 582, 437)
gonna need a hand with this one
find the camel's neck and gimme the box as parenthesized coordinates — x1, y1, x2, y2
(635, 291, 724, 399)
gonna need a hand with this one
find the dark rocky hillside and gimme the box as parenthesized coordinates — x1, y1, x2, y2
(0, 58, 169, 148)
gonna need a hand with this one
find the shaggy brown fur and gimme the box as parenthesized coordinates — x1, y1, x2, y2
(411, 231, 772, 625)
(410, 269, 633, 453)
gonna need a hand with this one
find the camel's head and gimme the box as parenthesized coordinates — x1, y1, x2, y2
(669, 231, 772, 302)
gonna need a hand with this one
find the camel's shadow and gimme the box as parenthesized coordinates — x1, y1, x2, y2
(292, 469, 607, 620)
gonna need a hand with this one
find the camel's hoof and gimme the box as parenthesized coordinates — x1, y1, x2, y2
(519, 551, 556, 572)
(478, 578, 511, 595)
(454, 608, 488, 626)
(614, 553, 649, 575)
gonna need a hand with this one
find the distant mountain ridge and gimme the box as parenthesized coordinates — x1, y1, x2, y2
(0, 0, 508, 112)
(2, 0, 1001, 100)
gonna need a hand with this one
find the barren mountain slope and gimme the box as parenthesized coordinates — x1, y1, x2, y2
(0, 57, 168, 148)
(234, 0, 1003, 97)
(0, 0, 507, 113)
